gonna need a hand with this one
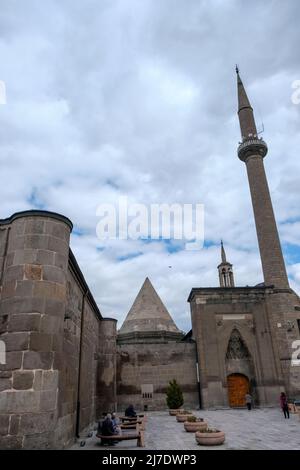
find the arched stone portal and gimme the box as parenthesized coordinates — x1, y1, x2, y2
(225, 328, 257, 407)
(227, 373, 250, 407)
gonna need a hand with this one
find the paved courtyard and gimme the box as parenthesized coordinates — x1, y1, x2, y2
(71, 408, 300, 450)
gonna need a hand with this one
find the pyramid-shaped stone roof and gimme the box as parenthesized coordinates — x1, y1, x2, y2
(118, 277, 181, 335)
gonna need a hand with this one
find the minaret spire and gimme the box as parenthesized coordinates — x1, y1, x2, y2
(236, 70, 289, 289)
(237, 69, 257, 139)
(218, 241, 234, 288)
(221, 240, 227, 263)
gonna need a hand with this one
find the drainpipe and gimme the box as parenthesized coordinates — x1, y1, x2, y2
(75, 289, 88, 438)
(195, 342, 202, 409)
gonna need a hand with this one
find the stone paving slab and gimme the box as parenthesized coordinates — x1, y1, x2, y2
(71, 408, 300, 450)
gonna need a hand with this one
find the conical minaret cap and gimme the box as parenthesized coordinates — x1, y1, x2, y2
(236, 68, 257, 139)
(118, 277, 180, 335)
(221, 240, 227, 263)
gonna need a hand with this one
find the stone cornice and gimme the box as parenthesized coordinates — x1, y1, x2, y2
(0, 209, 73, 230)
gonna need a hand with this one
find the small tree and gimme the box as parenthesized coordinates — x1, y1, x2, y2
(166, 379, 184, 409)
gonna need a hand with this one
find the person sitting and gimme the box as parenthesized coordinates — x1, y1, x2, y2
(100, 413, 117, 445)
(111, 412, 122, 435)
(125, 404, 137, 418)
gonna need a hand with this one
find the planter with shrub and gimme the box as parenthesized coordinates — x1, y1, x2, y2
(176, 411, 194, 423)
(195, 428, 225, 446)
(184, 416, 208, 432)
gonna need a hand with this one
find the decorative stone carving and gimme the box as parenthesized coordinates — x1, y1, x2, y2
(226, 329, 250, 360)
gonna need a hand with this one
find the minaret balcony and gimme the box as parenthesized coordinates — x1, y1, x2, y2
(237, 137, 268, 161)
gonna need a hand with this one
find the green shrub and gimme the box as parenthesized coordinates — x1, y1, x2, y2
(166, 379, 184, 409)
(198, 428, 220, 433)
(187, 416, 197, 422)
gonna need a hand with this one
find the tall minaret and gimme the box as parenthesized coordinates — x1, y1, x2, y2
(218, 240, 235, 287)
(236, 68, 289, 289)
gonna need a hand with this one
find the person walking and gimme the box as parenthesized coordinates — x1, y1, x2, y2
(245, 393, 252, 410)
(279, 392, 290, 419)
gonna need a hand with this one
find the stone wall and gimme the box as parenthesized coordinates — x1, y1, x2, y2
(189, 287, 300, 407)
(0, 211, 117, 449)
(265, 289, 300, 398)
(117, 340, 199, 411)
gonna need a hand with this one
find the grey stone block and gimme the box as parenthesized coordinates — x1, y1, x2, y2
(33, 281, 65, 301)
(23, 351, 53, 370)
(0, 435, 23, 449)
(36, 249, 55, 266)
(23, 431, 54, 449)
(33, 370, 43, 391)
(9, 415, 20, 435)
(42, 370, 58, 391)
(0, 351, 23, 371)
(29, 332, 53, 352)
(43, 265, 65, 284)
(20, 411, 56, 435)
(15, 280, 34, 298)
(25, 219, 45, 234)
(24, 234, 49, 250)
(0, 378, 11, 392)
(3, 332, 30, 352)
(45, 221, 70, 242)
(0, 390, 40, 413)
(44, 298, 65, 317)
(1, 280, 16, 299)
(8, 313, 41, 332)
(0, 314, 8, 333)
(4, 265, 24, 282)
(0, 297, 45, 315)
(13, 371, 34, 390)
(54, 252, 68, 270)
(13, 249, 37, 265)
(0, 371, 12, 378)
(48, 236, 68, 256)
(40, 315, 60, 334)
(0, 414, 10, 436)
(40, 390, 57, 411)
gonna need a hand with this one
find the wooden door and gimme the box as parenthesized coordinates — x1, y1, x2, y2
(227, 374, 249, 407)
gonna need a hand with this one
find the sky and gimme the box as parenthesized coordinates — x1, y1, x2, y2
(0, 0, 300, 332)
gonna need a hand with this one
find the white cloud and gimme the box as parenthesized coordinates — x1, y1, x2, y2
(0, 0, 300, 331)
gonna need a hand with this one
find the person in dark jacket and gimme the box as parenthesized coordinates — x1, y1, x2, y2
(101, 413, 117, 445)
(279, 392, 290, 419)
(125, 404, 137, 417)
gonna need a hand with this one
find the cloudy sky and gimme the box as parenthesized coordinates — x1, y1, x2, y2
(1, 0, 300, 331)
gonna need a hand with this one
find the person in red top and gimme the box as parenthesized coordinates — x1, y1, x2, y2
(279, 392, 290, 419)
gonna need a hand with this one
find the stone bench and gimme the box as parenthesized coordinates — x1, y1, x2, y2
(96, 429, 145, 447)
(121, 418, 146, 430)
(119, 415, 144, 422)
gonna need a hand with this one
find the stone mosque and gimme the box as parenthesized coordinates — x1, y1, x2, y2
(0, 71, 300, 448)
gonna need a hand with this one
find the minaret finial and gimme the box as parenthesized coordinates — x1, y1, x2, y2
(221, 240, 227, 264)
(236, 70, 257, 140)
(235, 64, 239, 74)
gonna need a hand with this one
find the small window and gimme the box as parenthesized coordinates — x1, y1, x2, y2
(141, 384, 153, 399)
(297, 319, 300, 334)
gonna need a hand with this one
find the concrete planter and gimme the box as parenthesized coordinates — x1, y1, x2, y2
(195, 430, 225, 446)
(176, 414, 194, 423)
(169, 409, 181, 416)
(184, 420, 208, 432)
